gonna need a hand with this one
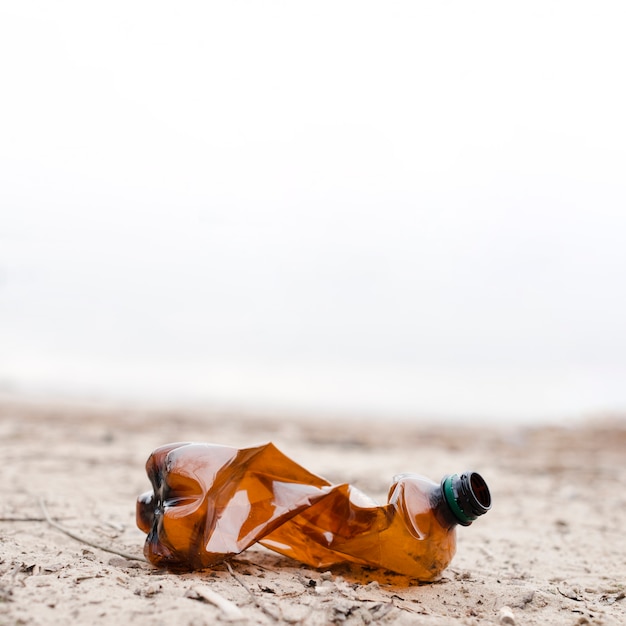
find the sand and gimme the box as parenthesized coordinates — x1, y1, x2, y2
(0, 397, 624, 625)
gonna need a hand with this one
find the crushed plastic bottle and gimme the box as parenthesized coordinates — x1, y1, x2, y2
(136, 442, 491, 580)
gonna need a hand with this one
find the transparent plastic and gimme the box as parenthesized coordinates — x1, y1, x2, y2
(136, 442, 491, 580)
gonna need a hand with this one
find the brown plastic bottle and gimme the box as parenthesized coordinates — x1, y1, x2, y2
(136, 442, 491, 580)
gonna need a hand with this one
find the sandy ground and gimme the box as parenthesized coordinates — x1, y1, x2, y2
(0, 397, 625, 626)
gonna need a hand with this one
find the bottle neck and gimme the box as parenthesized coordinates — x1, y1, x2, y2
(435, 472, 491, 528)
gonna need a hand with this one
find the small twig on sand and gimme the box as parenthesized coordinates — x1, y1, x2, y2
(557, 586, 583, 601)
(224, 560, 280, 621)
(38, 497, 147, 563)
(185, 587, 245, 621)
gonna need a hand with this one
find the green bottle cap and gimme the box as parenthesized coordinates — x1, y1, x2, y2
(442, 472, 491, 526)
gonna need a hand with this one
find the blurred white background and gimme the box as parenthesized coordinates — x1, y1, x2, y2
(1, 2, 625, 422)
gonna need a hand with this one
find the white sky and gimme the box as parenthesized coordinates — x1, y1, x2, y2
(1, 2, 625, 421)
